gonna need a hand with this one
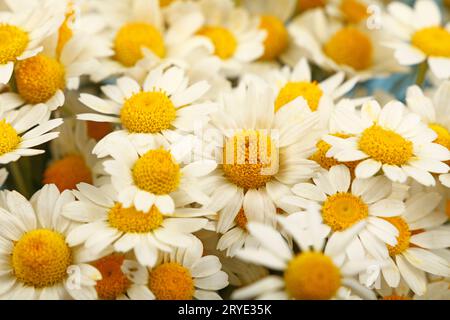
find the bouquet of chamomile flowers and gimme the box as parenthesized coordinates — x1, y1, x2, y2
(0, 0, 449, 300)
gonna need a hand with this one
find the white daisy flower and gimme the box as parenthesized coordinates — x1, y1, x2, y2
(231, 210, 378, 300)
(405, 82, 450, 187)
(78, 66, 215, 148)
(376, 191, 450, 296)
(90, 253, 150, 300)
(123, 237, 228, 300)
(43, 119, 106, 192)
(384, 0, 450, 79)
(63, 180, 215, 267)
(0, 168, 7, 187)
(203, 76, 320, 236)
(377, 278, 450, 300)
(324, 100, 450, 186)
(0, 104, 63, 164)
(326, 0, 380, 25)
(282, 165, 404, 263)
(178, 0, 266, 77)
(0, 0, 65, 84)
(287, 8, 402, 80)
(0, 185, 103, 300)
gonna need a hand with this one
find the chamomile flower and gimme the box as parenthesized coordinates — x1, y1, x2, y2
(405, 82, 450, 187)
(324, 100, 450, 186)
(43, 119, 106, 192)
(287, 9, 402, 80)
(186, 0, 266, 76)
(0, 0, 64, 84)
(124, 237, 228, 300)
(282, 165, 404, 262)
(376, 190, 450, 296)
(0, 185, 103, 300)
(0, 104, 62, 164)
(204, 76, 320, 235)
(378, 278, 450, 300)
(384, 0, 450, 79)
(231, 210, 377, 300)
(63, 182, 214, 267)
(90, 253, 150, 300)
(78, 66, 214, 147)
(326, 0, 377, 25)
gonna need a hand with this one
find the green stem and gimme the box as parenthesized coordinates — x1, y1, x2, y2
(8, 161, 30, 198)
(415, 61, 428, 87)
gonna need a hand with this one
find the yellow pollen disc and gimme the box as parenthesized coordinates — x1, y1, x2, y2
(297, 0, 327, 12)
(430, 123, 450, 150)
(43, 155, 93, 192)
(284, 252, 341, 300)
(148, 262, 195, 300)
(87, 121, 114, 141)
(0, 120, 21, 156)
(309, 134, 360, 176)
(411, 27, 450, 58)
(324, 27, 373, 71)
(275, 81, 323, 112)
(159, 0, 174, 7)
(359, 125, 413, 166)
(108, 203, 164, 233)
(114, 22, 166, 67)
(197, 26, 237, 60)
(93, 254, 131, 300)
(11, 229, 72, 288)
(322, 192, 368, 231)
(132, 149, 180, 195)
(383, 217, 411, 257)
(15, 54, 66, 104)
(222, 130, 279, 190)
(259, 15, 289, 61)
(0, 24, 29, 64)
(120, 91, 176, 134)
(340, 0, 369, 24)
(382, 295, 411, 300)
(234, 207, 248, 230)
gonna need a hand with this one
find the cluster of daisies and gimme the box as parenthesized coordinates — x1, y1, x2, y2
(0, 0, 449, 300)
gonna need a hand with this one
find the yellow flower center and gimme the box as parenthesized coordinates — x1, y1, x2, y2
(284, 252, 341, 300)
(234, 207, 248, 230)
(11, 229, 72, 288)
(86, 121, 114, 141)
(324, 27, 373, 70)
(132, 149, 181, 195)
(148, 262, 195, 300)
(43, 155, 93, 192)
(108, 203, 164, 233)
(383, 217, 411, 256)
(0, 120, 21, 156)
(259, 15, 289, 61)
(159, 0, 174, 7)
(309, 134, 360, 176)
(340, 0, 369, 24)
(93, 254, 131, 300)
(297, 0, 327, 12)
(15, 54, 66, 104)
(411, 27, 450, 58)
(114, 22, 166, 67)
(275, 81, 323, 112)
(120, 91, 176, 134)
(382, 295, 411, 300)
(322, 192, 369, 231)
(222, 130, 279, 190)
(0, 24, 29, 64)
(197, 26, 237, 60)
(430, 123, 450, 150)
(359, 125, 413, 166)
